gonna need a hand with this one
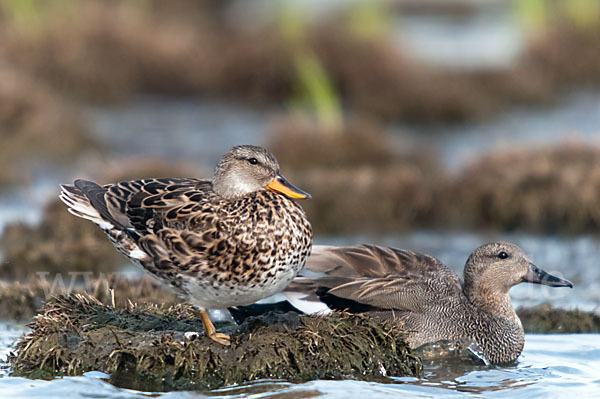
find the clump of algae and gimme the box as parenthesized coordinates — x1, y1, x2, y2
(10, 293, 422, 391)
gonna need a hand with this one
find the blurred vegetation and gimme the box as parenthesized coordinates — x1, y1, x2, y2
(562, 0, 600, 31)
(0, 63, 98, 185)
(453, 143, 600, 233)
(344, 1, 391, 41)
(270, 117, 446, 234)
(270, 121, 600, 235)
(278, 4, 343, 133)
(517, 304, 600, 333)
(513, 0, 549, 33)
(0, 199, 123, 280)
(0, 0, 597, 117)
(515, 0, 600, 33)
(0, 0, 599, 237)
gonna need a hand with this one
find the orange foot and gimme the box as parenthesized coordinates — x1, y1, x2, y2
(200, 310, 231, 346)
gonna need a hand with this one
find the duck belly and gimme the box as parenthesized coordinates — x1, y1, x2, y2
(178, 264, 301, 310)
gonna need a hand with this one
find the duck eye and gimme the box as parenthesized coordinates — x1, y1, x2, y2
(497, 251, 509, 259)
(247, 158, 258, 165)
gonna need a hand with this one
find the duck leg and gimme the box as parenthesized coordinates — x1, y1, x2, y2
(200, 310, 231, 345)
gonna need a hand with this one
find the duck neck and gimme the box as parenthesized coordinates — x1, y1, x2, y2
(464, 281, 518, 322)
(212, 175, 257, 199)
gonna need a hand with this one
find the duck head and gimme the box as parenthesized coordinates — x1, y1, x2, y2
(213, 145, 311, 200)
(463, 242, 572, 307)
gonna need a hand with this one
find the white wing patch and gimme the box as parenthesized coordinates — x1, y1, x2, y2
(98, 221, 115, 230)
(283, 292, 332, 315)
(128, 248, 149, 260)
(296, 268, 328, 279)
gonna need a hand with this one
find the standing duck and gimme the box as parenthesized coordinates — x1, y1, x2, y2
(246, 242, 572, 363)
(60, 145, 312, 345)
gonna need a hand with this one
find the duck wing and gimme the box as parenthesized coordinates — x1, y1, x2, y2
(63, 177, 215, 262)
(286, 244, 463, 314)
(121, 178, 214, 235)
(302, 244, 417, 278)
(113, 178, 240, 270)
(302, 244, 448, 278)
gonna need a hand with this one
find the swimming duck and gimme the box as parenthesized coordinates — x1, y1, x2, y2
(60, 145, 313, 345)
(244, 242, 572, 363)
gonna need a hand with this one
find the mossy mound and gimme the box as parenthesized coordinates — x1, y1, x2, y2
(10, 293, 422, 391)
(518, 304, 600, 333)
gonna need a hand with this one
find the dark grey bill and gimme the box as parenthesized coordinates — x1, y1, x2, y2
(523, 263, 573, 288)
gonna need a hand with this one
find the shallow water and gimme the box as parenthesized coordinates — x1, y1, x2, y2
(1, 322, 598, 398)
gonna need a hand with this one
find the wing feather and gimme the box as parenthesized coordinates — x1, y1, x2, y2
(288, 244, 463, 313)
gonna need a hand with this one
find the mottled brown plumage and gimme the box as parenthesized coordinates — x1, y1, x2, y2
(285, 242, 572, 363)
(60, 145, 312, 344)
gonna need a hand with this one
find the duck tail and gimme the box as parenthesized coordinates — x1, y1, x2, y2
(60, 180, 151, 264)
(59, 180, 116, 230)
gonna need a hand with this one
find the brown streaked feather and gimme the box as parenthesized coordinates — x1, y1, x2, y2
(325, 277, 430, 313)
(74, 179, 124, 228)
(99, 177, 310, 285)
(288, 244, 462, 312)
(304, 244, 455, 279)
(114, 178, 203, 233)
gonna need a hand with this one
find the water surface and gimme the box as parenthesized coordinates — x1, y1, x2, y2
(1, 322, 598, 398)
